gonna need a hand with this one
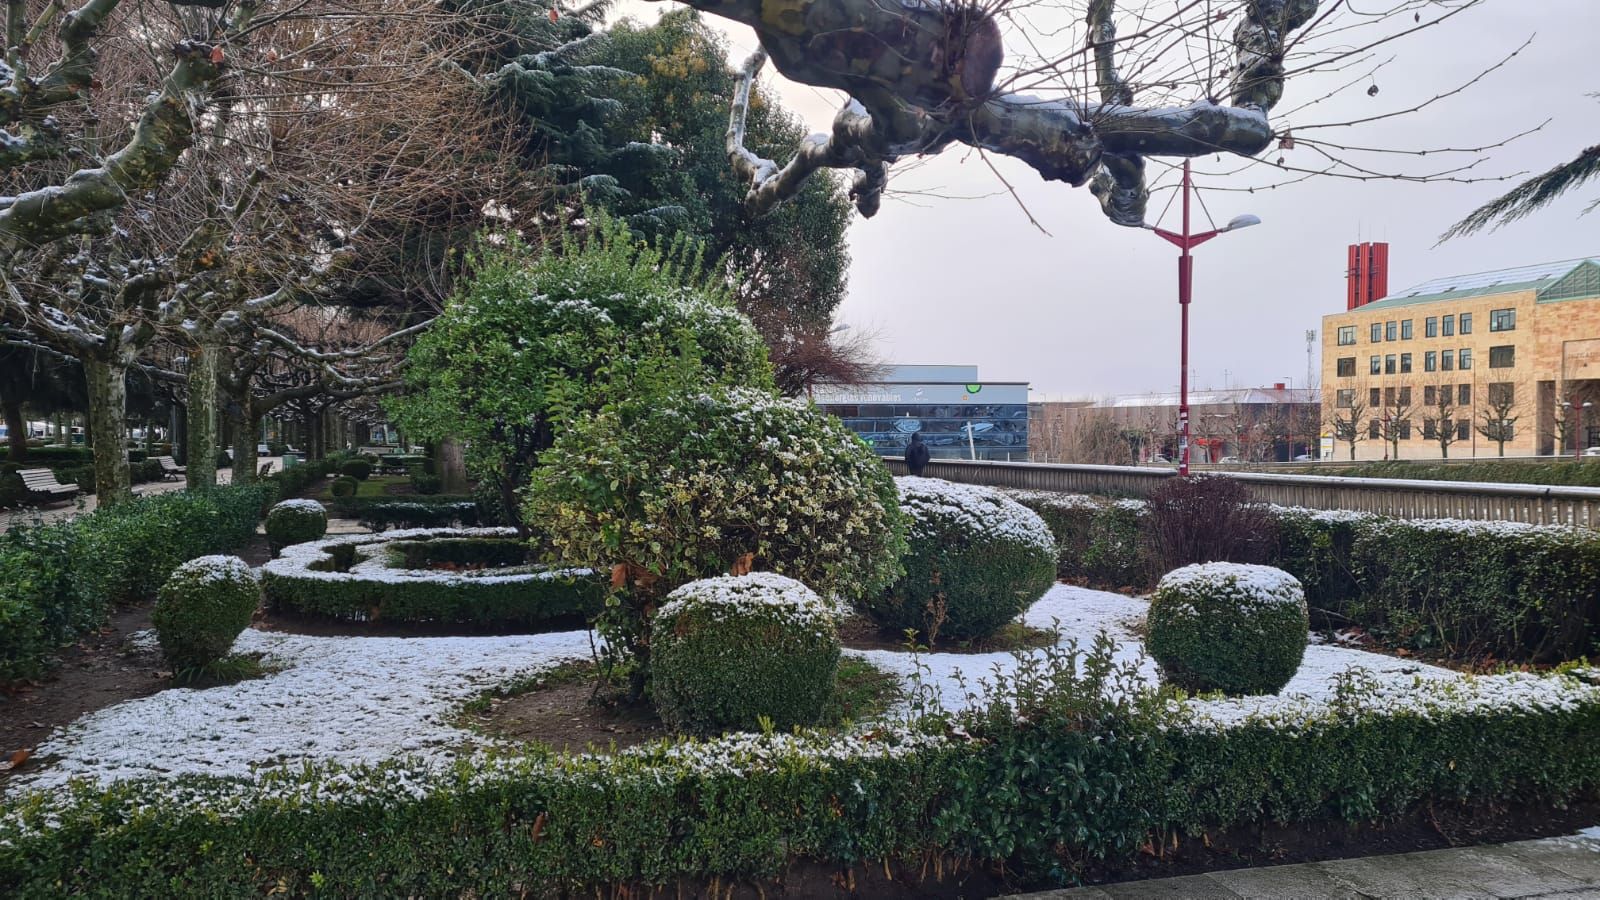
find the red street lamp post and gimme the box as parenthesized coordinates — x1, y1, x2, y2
(1145, 160, 1260, 476)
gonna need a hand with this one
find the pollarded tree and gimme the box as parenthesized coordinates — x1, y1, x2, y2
(645, 0, 1512, 225)
(1475, 381, 1523, 458)
(388, 218, 774, 532)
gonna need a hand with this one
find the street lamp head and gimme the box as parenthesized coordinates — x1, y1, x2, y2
(1223, 214, 1262, 232)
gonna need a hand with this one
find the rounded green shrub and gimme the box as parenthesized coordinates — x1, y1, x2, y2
(1146, 562, 1309, 696)
(527, 388, 904, 688)
(652, 573, 840, 733)
(867, 478, 1057, 644)
(339, 459, 372, 481)
(152, 555, 259, 670)
(411, 472, 442, 495)
(265, 499, 328, 556)
(330, 476, 359, 498)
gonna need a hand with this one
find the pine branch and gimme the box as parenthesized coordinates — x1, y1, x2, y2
(1441, 144, 1600, 240)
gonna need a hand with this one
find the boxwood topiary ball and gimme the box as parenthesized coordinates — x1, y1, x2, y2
(265, 499, 328, 555)
(652, 573, 840, 734)
(866, 477, 1057, 644)
(339, 459, 372, 481)
(152, 555, 259, 671)
(330, 475, 359, 498)
(1146, 562, 1309, 696)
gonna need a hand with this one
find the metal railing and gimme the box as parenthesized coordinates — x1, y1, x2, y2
(885, 458, 1600, 526)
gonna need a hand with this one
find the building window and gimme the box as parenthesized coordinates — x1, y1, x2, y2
(1386, 321, 1398, 341)
(1457, 385, 1469, 406)
(1459, 348, 1472, 370)
(1385, 354, 1397, 375)
(1368, 420, 1381, 439)
(1456, 420, 1470, 441)
(1489, 382, 1515, 405)
(1425, 317, 1438, 338)
(1400, 386, 1412, 406)
(1400, 353, 1413, 374)
(1460, 312, 1473, 335)
(1490, 345, 1515, 368)
(1490, 308, 1516, 332)
(1424, 385, 1437, 406)
(1369, 387, 1381, 407)
(1442, 315, 1455, 337)
(1384, 387, 1396, 407)
(1371, 323, 1383, 343)
(1424, 351, 1438, 372)
(1401, 319, 1414, 340)
(1337, 325, 1357, 346)
(1399, 420, 1412, 440)
(1335, 389, 1354, 409)
(1337, 357, 1356, 377)
(1441, 350, 1454, 372)
(1423, 418, 1437, 439)
(1370, 355, 1382, 375)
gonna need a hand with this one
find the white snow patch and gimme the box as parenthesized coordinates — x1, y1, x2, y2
(11, 628, 594, 792)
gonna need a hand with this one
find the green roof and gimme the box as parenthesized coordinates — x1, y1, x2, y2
(1362, 256, 1600, 309)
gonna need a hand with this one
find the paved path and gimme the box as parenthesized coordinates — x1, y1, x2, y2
(1, 463, 249, 532)
(1012, 832, 1600, 899)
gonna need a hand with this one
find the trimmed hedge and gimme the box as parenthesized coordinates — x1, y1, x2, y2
(261, 528, 603, 627)
(1147, 563, 1309, 695)
(653, 574, 840, 733)
(0, 485, 271, 684)
(327, 496, 481, 530)
(4, 649, 1600, 895)
(1316, 459, 1600, 487)
(1010, 489, 1600, 663)
(265, 500, 328, 556)
(152, 556, 260, 670)
(0, 446, 92, 463)
(868, 478, 1056, 644)
(1007, 490, 1144, 587)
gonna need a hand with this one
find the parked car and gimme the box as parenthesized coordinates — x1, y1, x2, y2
(1148, 454, 1172, 464)
(1293, 454, 1314, 461)
(1218, 455, 1242, 464)
(1584, 447, 1600, 458)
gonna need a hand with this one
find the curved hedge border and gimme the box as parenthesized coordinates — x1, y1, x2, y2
(3, 662, 1599, 895)
(260, 527, 601, 626)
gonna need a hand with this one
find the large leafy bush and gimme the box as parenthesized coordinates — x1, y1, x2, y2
(389, 219, 774, 528)
(1146, 562, 1309, 695)
(866, 478, 1056, 644)
(652, 573, 840, 733)
(526, 388, 904, 694)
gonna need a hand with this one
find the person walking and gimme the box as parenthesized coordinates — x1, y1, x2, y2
(906, 432, 931, 477)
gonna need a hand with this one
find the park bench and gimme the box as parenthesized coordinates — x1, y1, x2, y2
(18, 468, 79, 503)
(154, 455, 186, 479)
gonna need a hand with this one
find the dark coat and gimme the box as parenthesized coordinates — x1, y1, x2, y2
(906, 435, 931, 476)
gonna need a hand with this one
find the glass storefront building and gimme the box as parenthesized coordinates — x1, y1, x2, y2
(812, 365, 1029, 461)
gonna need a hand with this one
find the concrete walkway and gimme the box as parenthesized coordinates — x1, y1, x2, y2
(1013, 832, 1600, 899)
(0, 463, 247, 532)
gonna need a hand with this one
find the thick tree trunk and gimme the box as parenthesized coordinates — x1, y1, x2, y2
(232, 414, 261, 485)
(185, 339, 220, 489)
(3, 397, 26, 461)
(84, 358, 133, 506)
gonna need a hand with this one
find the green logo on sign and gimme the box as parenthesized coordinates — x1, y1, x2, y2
(965, 384, 982, 394)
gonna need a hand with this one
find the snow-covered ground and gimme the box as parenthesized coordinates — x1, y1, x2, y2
(8, 584, 1469, 792)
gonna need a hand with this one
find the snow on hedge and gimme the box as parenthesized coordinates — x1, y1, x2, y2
(270, 499, 327, 515)
(10, 582, 1600, 794)
(264, 527, 588, 585)
(656, 573, 834, 635)
(897, 477, 1056, 553)
(1156, 562, 1306, 611)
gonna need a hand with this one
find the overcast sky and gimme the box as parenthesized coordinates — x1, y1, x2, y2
(625, 0, 1599, 398)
